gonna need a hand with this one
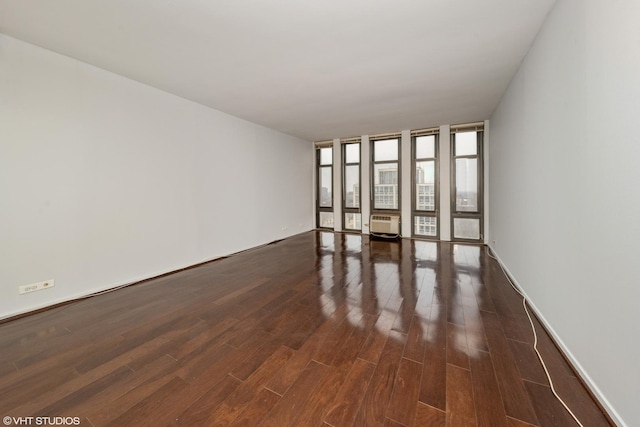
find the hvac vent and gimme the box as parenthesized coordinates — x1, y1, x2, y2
(370, 214, 400, 237)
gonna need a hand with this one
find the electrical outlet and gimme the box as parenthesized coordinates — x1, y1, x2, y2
(19, 279, 55, 295)
(281, 226, 289, 231)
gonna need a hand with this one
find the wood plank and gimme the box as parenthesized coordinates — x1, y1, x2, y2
(314, 312, 363, 365)
(265, 306, 351, 396)
(228, 388, 280, 427)
(415, 402, 446, 426)
(403, 314, 429, 363)
(524, 380, 580, 427)
(323, 358, 376, 427)
(105, 376, 190, 427)
(507, 338, 547, 385)
(413, 402, 447, 427)
(0, 232, 612, 427)
(419, 304, 447, 411)
(287, 364, 353, 427)
(507, 417, 538, 427)
(288, 312, 382, 426)
(260, 360, 328, 427)
(446, 321, 469, 369)
(0, 366, 79, 412)
(84, 355, 181, 425)
(358, 312, 396, 364)
(386, 357, 422, 426)
(353, 330, 407, 427)
(469, 351, 509, 427)
(204, 346, 294, 425)
(461, 299, 489, 353)
(384, 418, 405, 427)
(481, 310, 539, 425)
(446, 364, 477, 426)
(36, 365, 133, 416)
(172, 375, 242, 426)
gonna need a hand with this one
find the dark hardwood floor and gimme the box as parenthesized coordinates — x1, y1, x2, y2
(0, 231, 612, 426)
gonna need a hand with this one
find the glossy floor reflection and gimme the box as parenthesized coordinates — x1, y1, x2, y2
(0, 231, 612, 426)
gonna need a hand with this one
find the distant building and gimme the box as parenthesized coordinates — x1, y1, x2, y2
(374, 167, 398, 209)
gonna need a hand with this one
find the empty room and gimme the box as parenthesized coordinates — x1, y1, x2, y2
(0, 0, 637, 426)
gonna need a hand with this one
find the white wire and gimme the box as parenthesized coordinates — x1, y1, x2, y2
(486, 247, 584, 427)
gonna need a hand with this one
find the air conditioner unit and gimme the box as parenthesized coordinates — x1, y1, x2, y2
(370, 214, 400, 237)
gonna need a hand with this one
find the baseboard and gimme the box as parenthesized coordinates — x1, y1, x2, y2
(488, 245, 625, 427)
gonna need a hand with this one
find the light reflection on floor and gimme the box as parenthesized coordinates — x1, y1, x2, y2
(313, 231, 490, 360)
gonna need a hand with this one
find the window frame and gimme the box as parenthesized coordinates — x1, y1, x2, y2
(316, 144, 334, 229)
(411, 131, 439, 239)
(370, 136, 401, 214)
(342, 140, 362, 232)
(450, 127, 484, 242)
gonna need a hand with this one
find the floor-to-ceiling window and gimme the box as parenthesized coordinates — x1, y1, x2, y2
(318, 122, 484, 240)
(371, 135, 400, 213)
(451, 124, 483, 241)
(342, 138, 361, 231)
(412, 128, 439, 238)
(316, 142, 333, 229)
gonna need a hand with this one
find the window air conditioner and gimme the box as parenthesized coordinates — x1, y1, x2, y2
(370, 214, 400, 237)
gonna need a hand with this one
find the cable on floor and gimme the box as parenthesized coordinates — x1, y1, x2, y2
(486, 247, 584, 427)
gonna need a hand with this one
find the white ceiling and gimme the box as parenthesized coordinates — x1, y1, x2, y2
(0, 0, 556, 141)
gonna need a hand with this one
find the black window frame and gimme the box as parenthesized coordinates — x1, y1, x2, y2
(370, 136, 401, 214)
(412, 132, 439, 239)
(316, 145, 334, 229)
(342, 140, 362, 232)
(450, 128, 484, 242)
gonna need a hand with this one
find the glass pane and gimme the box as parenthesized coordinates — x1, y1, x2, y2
(453, 217, 480, 240)
(374, 139, 398, 161)
(319, 212, 334, 228)
(455, 131, 477, 156)
(455, 158, 478, 212)
(319, 166, 332, 207)
(415, 135, 435, 159)
(345, 213, 362, 231)
(319, 147, 332, 165)
(344, 165, 360, 208)
(415, 160, 435, 211)
(345, 143, 360, 164)
(373, 163, 398, 209)
(414, 216, 437, 237)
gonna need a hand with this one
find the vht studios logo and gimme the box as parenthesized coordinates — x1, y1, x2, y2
(3, 417, 81, 426)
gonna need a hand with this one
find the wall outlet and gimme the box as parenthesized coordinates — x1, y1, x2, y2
(281, 226, 289, 231)
(19, 279, 55, 295)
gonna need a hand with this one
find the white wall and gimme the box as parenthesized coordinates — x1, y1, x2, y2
(489, 0, 640, 425)
(0, 34, 313, 320)
(332, 138, 342, 232)
(360, 135, 371, 234)
(438, 125, 451, 241)
(401, 130, 411, 237)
